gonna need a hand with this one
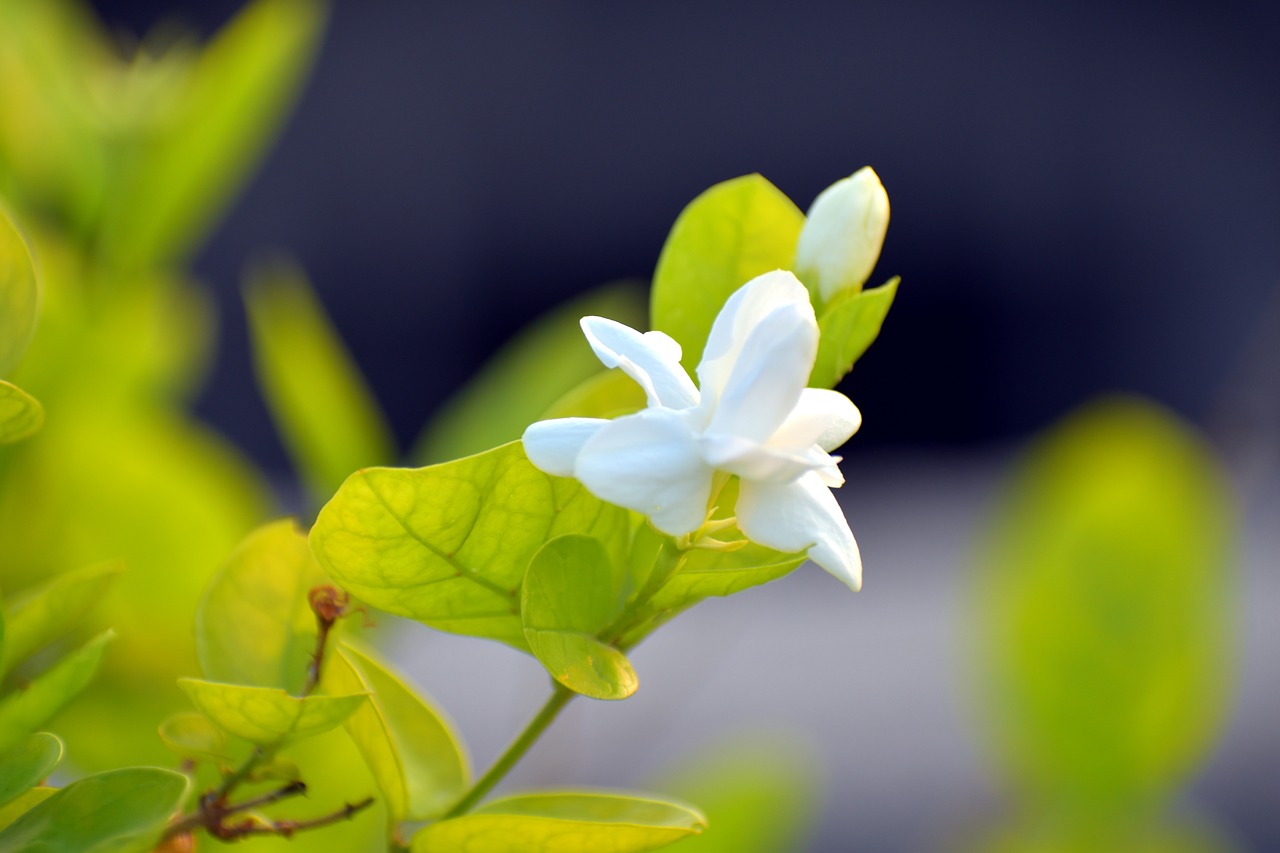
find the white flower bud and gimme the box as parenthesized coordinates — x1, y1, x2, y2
(794, 166, 890, 303)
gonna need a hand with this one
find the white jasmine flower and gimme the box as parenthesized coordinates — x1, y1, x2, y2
(795, 166, 890, 303)
(522, 270, 863, 590)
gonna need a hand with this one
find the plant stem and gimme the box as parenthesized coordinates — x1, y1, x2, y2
(442, 684, 575, 819)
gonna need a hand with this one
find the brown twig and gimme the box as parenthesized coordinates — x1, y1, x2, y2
(211, 797, 375, 840)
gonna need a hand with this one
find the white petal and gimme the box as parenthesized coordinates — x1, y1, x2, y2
(700, 433, 835, 483)
(575, 408, 713, 536)
(736, 471, 862, 591)
(580, 316, 699, 409)
(795, 166, 890, 303)
(771, 388, 862, 452)
(522, 418, 609, 477)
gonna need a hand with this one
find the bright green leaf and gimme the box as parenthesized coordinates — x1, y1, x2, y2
(196, 518, 330, 693)
(0, 733, 62, 808)
(651, 174, 804, 368)
(413, 792, 707, 853)
(0, 206, 38, 376)
(245, 260, 395, 501)
(328, 642, 469, 823)
(100, 0, 326, 269)
(0, 767, 188, 853)
(809, 276, 898, 389)
(0, 561, 123, 679)
(0, 380, 42, 444)
(0, 787, 55, 832)
(541, 368, 648, 421)
(975, 398, 1234, 809)
(157, 713, 229, 765)
(415, 282, 647, 464)
(522, 535, 637, 700)
(0, 630, 112, 755)
(310, 442, 631, 650)
(178, 678, 367, 746)
(644, 543, 807, 616)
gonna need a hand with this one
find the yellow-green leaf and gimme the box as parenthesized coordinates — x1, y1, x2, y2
(0, 786, 55, 832)
(178, 678, 366, 746)
(541, 368, 648, 421)
(0, 380, 42, 445)
(809, 276, 899, 389)
(650, 174, 804, 369)
(0, 206, 38, 375)
(0, 561, 123, 679)
(0, 733, 62, 808)
(310, 442, 631, 650)
(522, 535, 638, 700)
(413, 792, 707, 853)
(196, 518, 330, 693)
(0, 630, 112, 755)
(157, 713, 229, 765)
(245, 260, 395, 501)
(329, 642, 469, 823)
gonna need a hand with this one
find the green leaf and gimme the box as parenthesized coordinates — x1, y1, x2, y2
(413, 792, 707, 853)
(651, 174, 804, 368)
(157, 713, 229, 765)
(541, 368, 648, 421)
(0, 630, 112, 755)
(0, 561, 123, 680)
(178, 678, 367, 746)
(0, 787, 54, 832)
(328, 642, 469, 823)
(310, 442, 632, 650)
(809, 276, 899, 389)
(0, 767, 188, 853)
(245, 260, 395, 500)
(196, 518, 330, 693)
(100, 0, 326, 269)
(522, 535, 638, 700)
(0, 206, 38, 376)
(414, 282, 647, 464)
(0, 733, 62, 808)
(0, 379, 43, 444)
(975, 398, 1234, 809)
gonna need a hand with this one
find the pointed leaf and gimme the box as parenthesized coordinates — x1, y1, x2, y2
(651, 174, 804, 368)
(0, 380, 43, 445)
(0, 733, 62, 808)
(178, 678, 366, 745)
(413, 792, 706, 853)
(522, 535, 638, 700)
(310, 442, 631, 649)
(0, 630, 112, 755)
(245, 261, 395, 500)
(809, 276, 899, 389)
(157, 713, 229, 765)
(329, 642, 469, 823)
(0, 767, 188, 853)
(196, 518, 330, 693)
(541, 368, 648, 421)
(0, 562, 123, 679)
(0, 207, 38, 376)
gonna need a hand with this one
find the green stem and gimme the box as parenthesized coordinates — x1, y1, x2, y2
(443, 684, 575, 819)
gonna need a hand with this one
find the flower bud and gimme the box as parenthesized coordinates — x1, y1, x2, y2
(794, 166, 889, 303)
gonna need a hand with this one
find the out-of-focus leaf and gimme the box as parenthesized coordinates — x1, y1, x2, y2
(0, 786, 55, 832)
(809, 276, 898, 389)
(0, 380, 43, 444)
(975, 398, 1233, 809)
(522, 535, 637, 700)
(245, 260, 394, 501)
(196, 518, 329, 693)
(541, 368, 648, 421)
(0, 767, 188, 853)
(157, 713, 229, 765)
(414, 282, 647, 464)
(178, 678, 366, 746)
(0, 733, 62, 808)
(650, 174, 804, 369)
(0, 561, 123, 679)
(328, 642, 468, 823)
(412, 792, 706, 853)
(0, 631, 111, 754)
(310, 442, 631, 650)
(0, 206, 39, 375)
(100, 0, 325, 269)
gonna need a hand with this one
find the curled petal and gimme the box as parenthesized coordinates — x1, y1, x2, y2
(581, 316, 699, 409)
(736, 471, 862, 591)
(771, 388, 862, 452)
(575, 408, 713, 536)
(700, 433, 835, 484)
(522, 417, 609, 476)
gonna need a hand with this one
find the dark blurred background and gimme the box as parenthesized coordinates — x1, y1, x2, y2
(87, 0, 1280, 470)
